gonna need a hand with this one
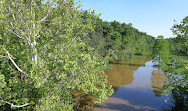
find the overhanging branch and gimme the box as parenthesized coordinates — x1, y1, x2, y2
(3, 48, 34, 80)
(38, 8, 51, 25)
(0, 100, 33, 108)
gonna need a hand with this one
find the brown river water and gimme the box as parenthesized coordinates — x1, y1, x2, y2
(79, 56, 173, 111)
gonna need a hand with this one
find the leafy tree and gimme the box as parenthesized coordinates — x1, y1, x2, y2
(122, 35, 135, 59)
(101, 20, 155, 61)
(102, 21, 114, 36)
(172, 16, 188, 55)
(153, 35, 169, 66)
(167, 38, 177, 52)
(110, 20, 122, 32)
(135, 36, 147, 55)
(0, 0, 113, 110)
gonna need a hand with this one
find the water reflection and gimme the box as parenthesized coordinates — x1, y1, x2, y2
(92, 97, 155, 111)
(106, 56, 152, 88)
(87, 57, 173, 111)
(105, 64, 138, 88)
(151, 69, 167, 97)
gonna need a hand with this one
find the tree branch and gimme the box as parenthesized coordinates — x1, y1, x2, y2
(0, 100, 33, 108)
(9, 29, 26, 41)
(61, 37, 77, 51)
(3, 48, 34, 79)
(8, 7, 17, 24)
(38, 8, 51, 25)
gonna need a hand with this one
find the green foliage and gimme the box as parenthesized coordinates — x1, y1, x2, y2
(0, 0, 157, 110)
(152, 35, 170, 67)
(0, 74, 6, 103)
(171, 16, 188, 55)
(0, 0, 113, 110)
(85, 18, 155, 62)
(162, 55, 188, 110)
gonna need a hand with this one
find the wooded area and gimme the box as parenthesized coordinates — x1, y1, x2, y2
(0, 0, 187, 111)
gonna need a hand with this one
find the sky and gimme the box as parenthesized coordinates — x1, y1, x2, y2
(76, 0, 188, 38)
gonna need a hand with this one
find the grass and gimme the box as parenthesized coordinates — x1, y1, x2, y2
(169, 52, 188, 64)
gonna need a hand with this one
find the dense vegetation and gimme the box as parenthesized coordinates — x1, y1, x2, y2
(85, 18, 155, 62)
(152, 16, 188, 110)
(169, 16, 188, 56)
(0, 0, 155, 110)
(0, 0, 187, 111)
(0, 0, 114, 110)
(153, 35, 169, 67)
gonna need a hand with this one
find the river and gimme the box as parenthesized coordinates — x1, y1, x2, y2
(83, 56, 174, 111)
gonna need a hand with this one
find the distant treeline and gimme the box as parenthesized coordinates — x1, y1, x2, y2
(83, 15, 155, 62)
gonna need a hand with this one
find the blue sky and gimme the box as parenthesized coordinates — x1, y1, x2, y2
(76, 0, 188, 38)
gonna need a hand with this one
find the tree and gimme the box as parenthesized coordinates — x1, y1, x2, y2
(135, 36, 147, 55)
(0, 0, 113, 110)
(86, 18, 155, 61)
(172, 16, 188, 55)
(153, 36, 169, 66)
(110, 20, 122, 32)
